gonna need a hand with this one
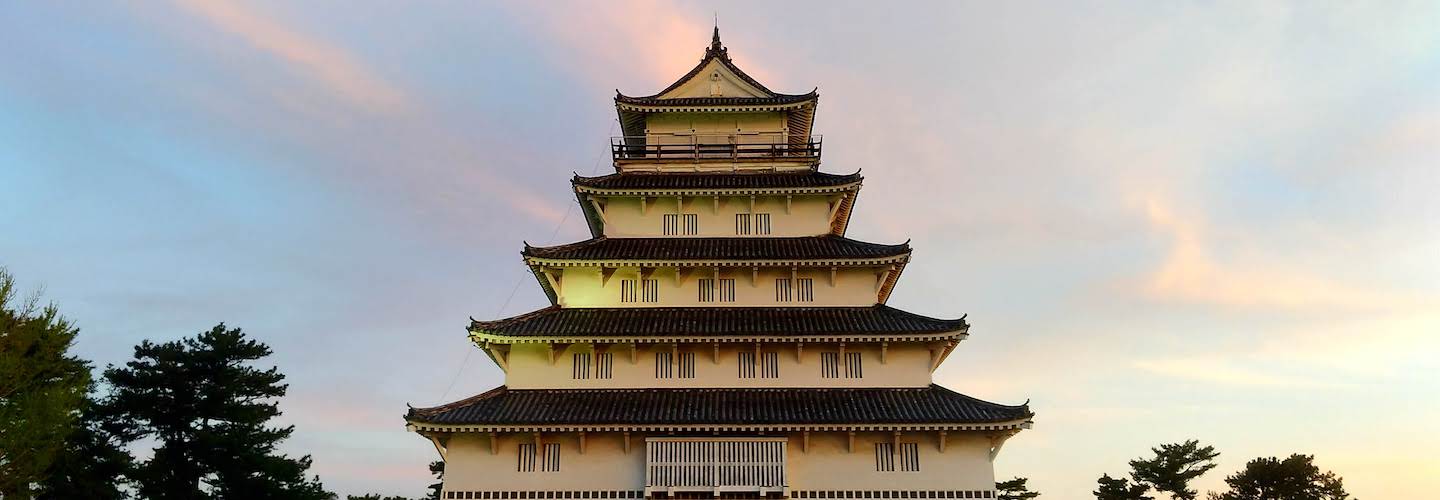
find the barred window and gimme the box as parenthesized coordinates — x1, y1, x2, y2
(620, 279, 637, 303)
(899, 443, 920, 472)
(775, 278, 793, 302)
(735, 213, 751, 235)
(664, 213, 698, 235)
(596, 352, 613, 379)
(754, 213, 771, 235)
(572, 353, 591, 380)
(641, 279, 659, 303)
(874, 443, 894, 472)
(797, 278, 814, 302)
(738, 351, 756, 378)
(654, 351, 673, 379)
(678, 351, 695, 378)
(845, 351, 864, 378)
(821, 352, 840, 379)
(760, 351, 779, 378)
(698, 278, 715, 302)
(542, 443, 561, 472)
(518, 443, 537, 472)
(698, 278, 737, 303)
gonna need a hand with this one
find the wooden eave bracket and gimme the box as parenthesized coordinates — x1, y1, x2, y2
(601, 267, 617, 287)
(586, 196, 608, 225)
(988, 431, 1016, 462)
(426, 433, 449, 461)
(486, 343, 511, 372)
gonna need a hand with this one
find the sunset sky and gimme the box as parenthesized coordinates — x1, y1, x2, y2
(2, 1, 1437, 498)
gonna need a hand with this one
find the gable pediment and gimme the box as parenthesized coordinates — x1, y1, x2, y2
(658, 59, 773, 99)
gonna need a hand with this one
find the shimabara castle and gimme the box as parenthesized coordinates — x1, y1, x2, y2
(406, 29, 1034, 500)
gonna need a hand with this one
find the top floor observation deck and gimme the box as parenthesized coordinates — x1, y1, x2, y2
(611, 133, 821, 170)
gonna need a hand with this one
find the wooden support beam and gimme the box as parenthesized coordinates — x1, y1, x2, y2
(712, 196, 720, 214)
(748, 195, 756, 214)
(838, 342, 847, 361)
(893, 431, 901, 450)
(640, 196, 648, 215)
(829, 267, 837, 287)
(578, 432, 587, 454)
(601, 267, 617, 287)
(639, 266, 656, 281)
(426, 433, 448, 461)
(880, 342, 889, 364)
(802, 431, 811, 453)
(489, 432, 499, 455)
(587, 196, 608, 225)
(875, 265, 895, 292)
(629, 343, 638, 364)
(938, 431, 948, 453)
(847, 431, 856, 453)
(486, 343, 510, 371)
(546, 344, 556, 365)
(676, 196, 684, 213)
(673, 267, 690, 287)
(988, 433, 1013, 462)
(790, 266, 798, 284)
(828, 194, 847, 223)
(785, 195, 792, 214)
(712, 342, 721, 364)
(541, 268, 563, 296)
(751, 266, 760, 287)
(795, 342, 804, 362)
(623, 432, 631, 454)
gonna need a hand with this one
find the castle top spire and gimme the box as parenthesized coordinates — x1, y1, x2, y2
(707, 25, 726, 58)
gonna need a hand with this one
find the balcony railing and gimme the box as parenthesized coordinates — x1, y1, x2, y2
(612, 135, 822, 162)
(646, 437, 788, 496)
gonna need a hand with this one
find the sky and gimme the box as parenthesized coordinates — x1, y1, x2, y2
(2, 1, 1438, 498)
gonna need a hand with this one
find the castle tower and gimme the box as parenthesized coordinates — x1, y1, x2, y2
(406, 29, 1033, 500)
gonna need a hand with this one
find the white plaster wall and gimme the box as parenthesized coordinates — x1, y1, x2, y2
(644, 112, 787, 139)
(598, 196, 837, 238)
(440, 431, 997, 494)
(504, 342, 934, 389)
(554, 267, 884, 308)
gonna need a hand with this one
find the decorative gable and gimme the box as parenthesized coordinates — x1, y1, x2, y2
(657, 58, 772, 99)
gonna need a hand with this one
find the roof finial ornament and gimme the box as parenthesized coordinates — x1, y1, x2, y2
(708, 16, 726, 59)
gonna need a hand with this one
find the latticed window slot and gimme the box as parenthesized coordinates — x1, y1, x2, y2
(663, 214, 679, 235)
(820, 352, 840, 379)
(797, 278, 814, 302)
(738, 351, 756, 378)
(874, 443, 895, 472)
(620, 279, 637, 303)
(899, 443, 920, 472)
(845, 352, 864, 379)
(754, 213, 771, 235)
(718, 278, 735, 302)
(775, 278, 793, 302)
(683, 213, 698, 235)
(641, 279, 659, 303)
(572, 353, 591, 380)
(596, 352, 613, 379)
(654, 351, 673, 379)
(645, 438, 787, 495)
(678, 352, 696, 378)
(542, 443, 562, 472)
(760, 351, 779, 378)
(698, 278, 716, 302)
(518, 443, 537, 472)
(735, 213, 751, 235)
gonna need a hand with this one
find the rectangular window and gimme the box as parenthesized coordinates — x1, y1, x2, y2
(683, 213, 698, 235)
(821, 352, 840, 379)
(797, 278, 814, 302)
(754, 213, 771, 235)
(641, 279, 659, 303)
(718, 278, 735, 302)
(663, 214, 678, 235)
(874, 443, 895, 472)
(572, 353, 591, 380)
(678, 352, 695, 378)
(698, 278, 715, 302)
(775, 278, 793, 302)
(542, 443, 561, 472)
(655, 351, 673, 379)
(620, 279, 637, 303)
(664, 214, 698, 235)
(760, 351, 779, 378)
(899, 443, 920, 472)
(518, 443, 537, 472)
(596, 352, 613, 379)
(845, 351, 864, 378)
(738, 351, 756, 378)
(735, 213, 751, 235)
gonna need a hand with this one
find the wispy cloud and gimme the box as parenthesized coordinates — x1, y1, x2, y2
(171, 0, 409, 114)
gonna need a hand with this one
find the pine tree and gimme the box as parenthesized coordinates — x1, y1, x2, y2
(104, 323, 331, 499)
(37, 396, 133, 500)
(425, 460, 445, 500)
(0, 269, 92, 499)
(1095, 473, 1152, 500)
(1129, 440, 1220, 500)
(1209, 454, 1351, 500)
(996, 477, 1040, 500)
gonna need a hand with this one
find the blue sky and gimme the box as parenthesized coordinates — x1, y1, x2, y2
(2, 1, 1437, 497)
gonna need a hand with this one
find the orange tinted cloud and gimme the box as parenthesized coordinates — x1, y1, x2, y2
(171, 0, 409, 113)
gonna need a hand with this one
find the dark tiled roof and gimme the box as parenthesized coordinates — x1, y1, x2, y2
(615, 93, 818, 107)
(523, 236, 909, 261)
(573, 171, 861, 191)
(470, 305, 966, 338)
(408, 385, 1031, 426)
